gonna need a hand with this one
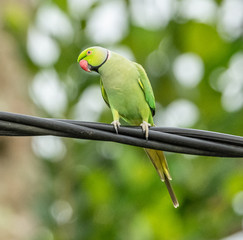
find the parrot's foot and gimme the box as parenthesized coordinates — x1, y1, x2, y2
(140, 121, 151, 140)
(111, 120, 121, 134)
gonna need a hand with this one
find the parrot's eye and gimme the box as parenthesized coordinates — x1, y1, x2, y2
(87, 50, 92, 55)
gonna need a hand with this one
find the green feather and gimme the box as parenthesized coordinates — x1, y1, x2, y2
(100, 79, 110, 107)
(134, 62, 156, 116)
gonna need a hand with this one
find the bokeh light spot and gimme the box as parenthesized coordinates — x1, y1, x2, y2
(72, 85, 106, 121)
(179, 0, 217, 24)
(86, 1, 128, 44)
(232, 191, 243, 215)
(216, 52, 243, 112)
(32, 136, 66, 161)
(173, 53, 204, 88)
(50, 200, 73, 225)
(67, 0, 96, 19)
(36, 4, 74, 44)
(218, 0, 243, 40)
(30, 69, 67, 116)
(146, 50, 169, 77)
(27, 27, 60, 67)
(155, 99, 199, 127)
(130, 0, 175, 30)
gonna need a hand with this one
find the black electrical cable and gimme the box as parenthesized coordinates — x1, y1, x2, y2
(0, 111, 242, 158)
(59, 120, 243, 156)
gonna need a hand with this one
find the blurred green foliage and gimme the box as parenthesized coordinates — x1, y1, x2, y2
(2, 0, 243, 239)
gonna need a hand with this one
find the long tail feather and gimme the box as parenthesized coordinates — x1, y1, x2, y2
(164, 174, 179, 208)
(144, 148, 179, 208)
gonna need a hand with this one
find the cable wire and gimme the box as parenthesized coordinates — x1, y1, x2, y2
(0, 111, 242, 158)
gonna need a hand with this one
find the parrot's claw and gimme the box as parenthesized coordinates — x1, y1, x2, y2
(111, 120, 121, 134)
(140, 121, 151, 140)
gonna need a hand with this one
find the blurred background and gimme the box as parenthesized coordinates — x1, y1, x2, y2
(0, 0, 243, 239)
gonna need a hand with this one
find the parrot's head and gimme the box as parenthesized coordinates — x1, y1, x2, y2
(77, 46, 109, 73)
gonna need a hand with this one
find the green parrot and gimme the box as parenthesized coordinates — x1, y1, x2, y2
(77, 46, 179, 208)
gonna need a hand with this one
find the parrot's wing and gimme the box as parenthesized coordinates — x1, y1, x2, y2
(134, 63, 155, 116)
(100, 79, 110, 107)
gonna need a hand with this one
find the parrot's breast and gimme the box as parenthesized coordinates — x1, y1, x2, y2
(99, 53, 152, 125)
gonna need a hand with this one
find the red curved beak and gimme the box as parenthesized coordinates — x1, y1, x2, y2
(79, 60, 91, 72)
